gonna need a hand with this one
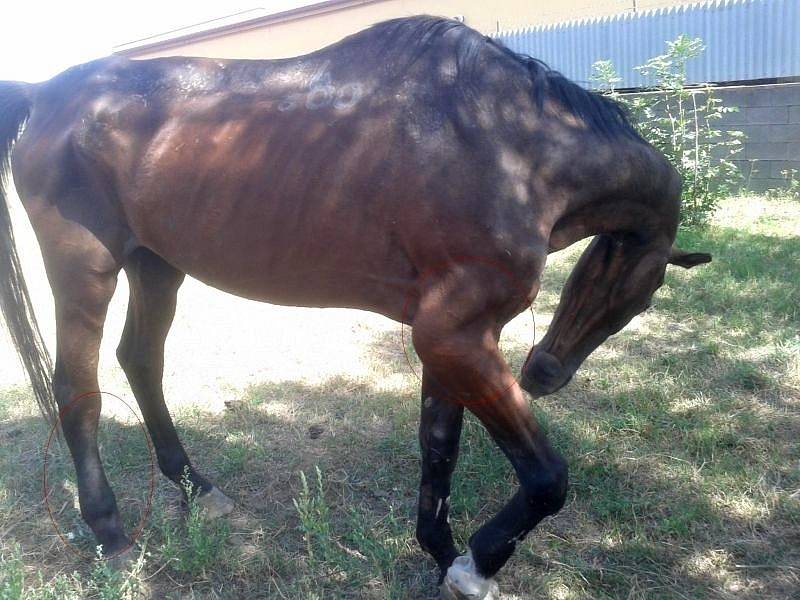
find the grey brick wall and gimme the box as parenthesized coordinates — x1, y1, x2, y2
(719, 83, 800, 192)
(624, 83, 800, 193)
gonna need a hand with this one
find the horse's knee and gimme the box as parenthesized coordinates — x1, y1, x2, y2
(53, 375, 100, 431)
(521, 456, 568, 517)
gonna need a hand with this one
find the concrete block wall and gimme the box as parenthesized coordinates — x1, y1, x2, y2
(717, 83, 800, 192)
(624, 82, 800, 193)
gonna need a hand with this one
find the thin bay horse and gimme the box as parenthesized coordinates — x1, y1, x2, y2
(0, 16, 710, 598)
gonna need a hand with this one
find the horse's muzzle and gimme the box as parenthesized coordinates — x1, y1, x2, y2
(520, 349, 572, 397)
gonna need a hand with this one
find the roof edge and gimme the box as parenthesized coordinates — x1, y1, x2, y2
(113, 0, 385, 56)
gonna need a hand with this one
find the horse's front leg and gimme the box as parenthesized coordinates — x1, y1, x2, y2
(416, 371, 464, 578)
(412, 270, 566, 599)
(442, 386, 567, 600)
(457, 384, 567, 589)
(426, 354, 567, 599)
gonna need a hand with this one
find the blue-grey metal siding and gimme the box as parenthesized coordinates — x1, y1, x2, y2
(494, 0, 800, 89)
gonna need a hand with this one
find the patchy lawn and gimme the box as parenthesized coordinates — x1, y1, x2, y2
(1, 195, 798, 599)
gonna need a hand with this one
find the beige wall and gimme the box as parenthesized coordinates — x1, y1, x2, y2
(124, 0, 697, 60)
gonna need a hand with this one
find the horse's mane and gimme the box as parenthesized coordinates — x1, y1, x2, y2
(485, 38, 644, 142)
(358, 16, 643, 142)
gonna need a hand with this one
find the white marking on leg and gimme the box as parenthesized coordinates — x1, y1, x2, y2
(435, 498, 443, 519)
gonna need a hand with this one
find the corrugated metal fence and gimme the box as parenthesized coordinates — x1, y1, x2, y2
(495, 0, 800, 89)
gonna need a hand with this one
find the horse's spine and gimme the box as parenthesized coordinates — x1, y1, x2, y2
(0, 81, 57, 428)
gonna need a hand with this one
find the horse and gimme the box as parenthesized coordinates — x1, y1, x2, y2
(0, 16, 711, 599)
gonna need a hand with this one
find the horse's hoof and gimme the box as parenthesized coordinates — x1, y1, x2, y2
(106, 545, 137, 571)
(440, 553, 500, 600)
(196, 486, 234, 519)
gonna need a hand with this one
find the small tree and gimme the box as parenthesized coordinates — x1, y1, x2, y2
(592, 36, 744, 228)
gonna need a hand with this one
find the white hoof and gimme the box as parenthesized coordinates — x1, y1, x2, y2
(196, 486, 234, 519)
(440, 553, 500, 600)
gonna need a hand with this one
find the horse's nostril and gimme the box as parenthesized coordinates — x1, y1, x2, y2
(530, 351, 564, 383)
(520, 351, 569, 397)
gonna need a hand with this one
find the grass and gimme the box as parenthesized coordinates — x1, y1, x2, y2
(0, 195, 798, 598)
(159, 468, 231, 577)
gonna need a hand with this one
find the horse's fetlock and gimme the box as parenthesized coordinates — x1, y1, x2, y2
(80, 495, 118, 526)
(157, 451, 190, 481)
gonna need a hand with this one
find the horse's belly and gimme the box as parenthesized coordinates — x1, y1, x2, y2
(128, 195, 414, 319)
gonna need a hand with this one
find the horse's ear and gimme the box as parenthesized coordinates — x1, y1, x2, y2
(668, 246, 712, 269)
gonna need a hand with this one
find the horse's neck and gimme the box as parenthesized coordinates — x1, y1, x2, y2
(546, 178, 676, 252)
(540, 132, 679, 253)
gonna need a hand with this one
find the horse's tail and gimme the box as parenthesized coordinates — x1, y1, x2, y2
(0, 81, 56, 428)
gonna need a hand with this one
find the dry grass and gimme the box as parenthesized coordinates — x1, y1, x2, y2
(1, 194, 798, 598)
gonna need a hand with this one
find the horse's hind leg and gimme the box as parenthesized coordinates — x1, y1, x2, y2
(417, 372, 464, 577)
(47, 239, 130, 556)
(117, 248, 233, 517)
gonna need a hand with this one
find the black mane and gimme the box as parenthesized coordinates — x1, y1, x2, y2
(361, 16, 643, 142)
(485, 37, 644, 142)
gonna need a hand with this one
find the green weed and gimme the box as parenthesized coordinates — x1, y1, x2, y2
(0, 544, 23, 600)
(160, 467, 231, 576)
(86, 546, 147, 600)
(293, 467, 334, 566)
(593, 37, 743, 228)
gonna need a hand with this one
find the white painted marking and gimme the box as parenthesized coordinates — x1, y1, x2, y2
(306, 85, 334, 110)
(334, 83, 364, 110)
(272, 62, 365, 112)
(278, 94, 302, 112)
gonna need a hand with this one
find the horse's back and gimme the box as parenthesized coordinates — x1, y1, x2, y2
(11, 17, 562, 318)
